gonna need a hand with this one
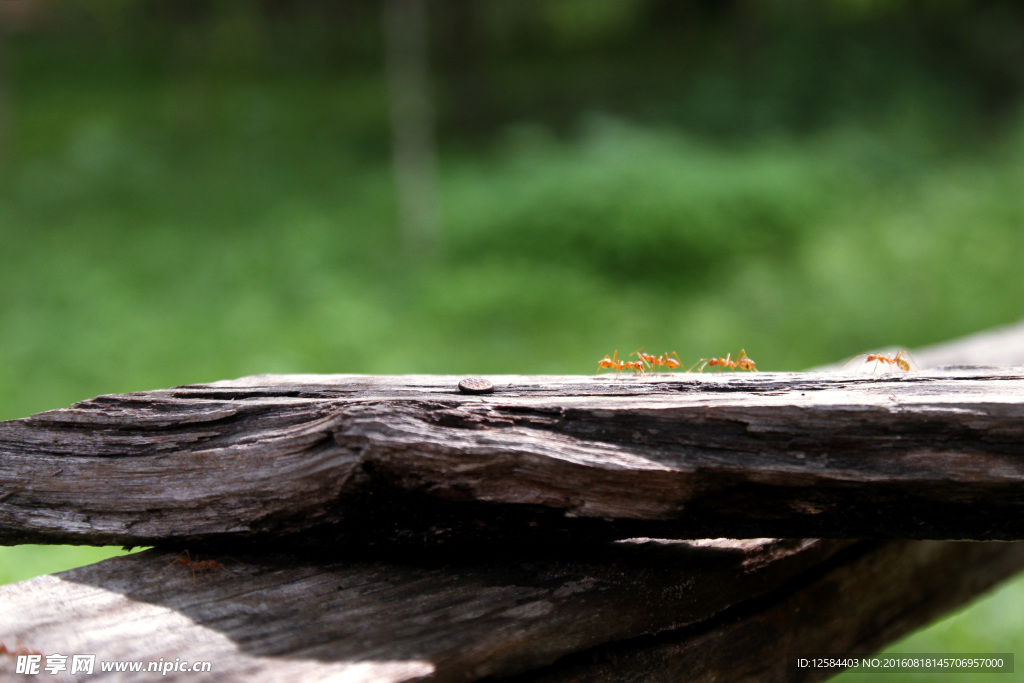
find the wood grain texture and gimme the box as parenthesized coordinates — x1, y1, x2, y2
(521, 539, 1024, 683)
(4, 539, 1022, 682)
(0, 538, 853, 682)
(3, 326, 1024, 682)
(3, 367, 1024, 545)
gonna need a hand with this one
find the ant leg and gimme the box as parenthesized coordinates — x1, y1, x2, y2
(187, 552, 199, 585)
(167, 550, 199, 585)
(164, 549, 190, 570)
(843, 354, 868, 370)
(630, 348, 652, 373)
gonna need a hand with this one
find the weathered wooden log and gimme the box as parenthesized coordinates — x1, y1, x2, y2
(522, 539, 1024, 683)
(3, 367, 1024, 546)
(0, 539, 852, 682)
(3, 539, 1022, 682)
(3, 324, 1024, 681)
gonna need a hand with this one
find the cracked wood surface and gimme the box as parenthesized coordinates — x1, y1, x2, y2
(3, 324, 1024, 681)
(2, 367, 1024, 545)
(3, 538, 1023, 682)
(0, 538, 854, 682)
(521, 539, 1024, 683)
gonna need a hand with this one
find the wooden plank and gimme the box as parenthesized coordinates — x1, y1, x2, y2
(4, 539, 1023, 682)
(3, 368, 1024, 544)
(522, 539, 1024, 682)
(0, 539, 854, 682)
(3, 327, 1024, 681)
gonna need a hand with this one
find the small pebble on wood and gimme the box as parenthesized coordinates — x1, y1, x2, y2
(458, 377, 494, 394)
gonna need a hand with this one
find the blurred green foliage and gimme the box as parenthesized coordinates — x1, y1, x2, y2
(2, 0, 1024, 672)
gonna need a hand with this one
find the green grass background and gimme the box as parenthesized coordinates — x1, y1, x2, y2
(2, 3, 1024, 677)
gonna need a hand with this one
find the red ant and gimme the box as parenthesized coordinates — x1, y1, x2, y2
(632, 349, 682, 373)
(166, 550, 233, 585)
(597, 350, 646, 376)
(845, 349, 914, 372)
(690, 349, 757, 373)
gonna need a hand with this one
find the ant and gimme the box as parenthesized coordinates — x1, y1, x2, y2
(597, 350, 646, 376)
(165, 550, 233, 585)
(845, 349, 915, 372)
(690, 349, 757, 373)
(632, 349, 682, 373)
